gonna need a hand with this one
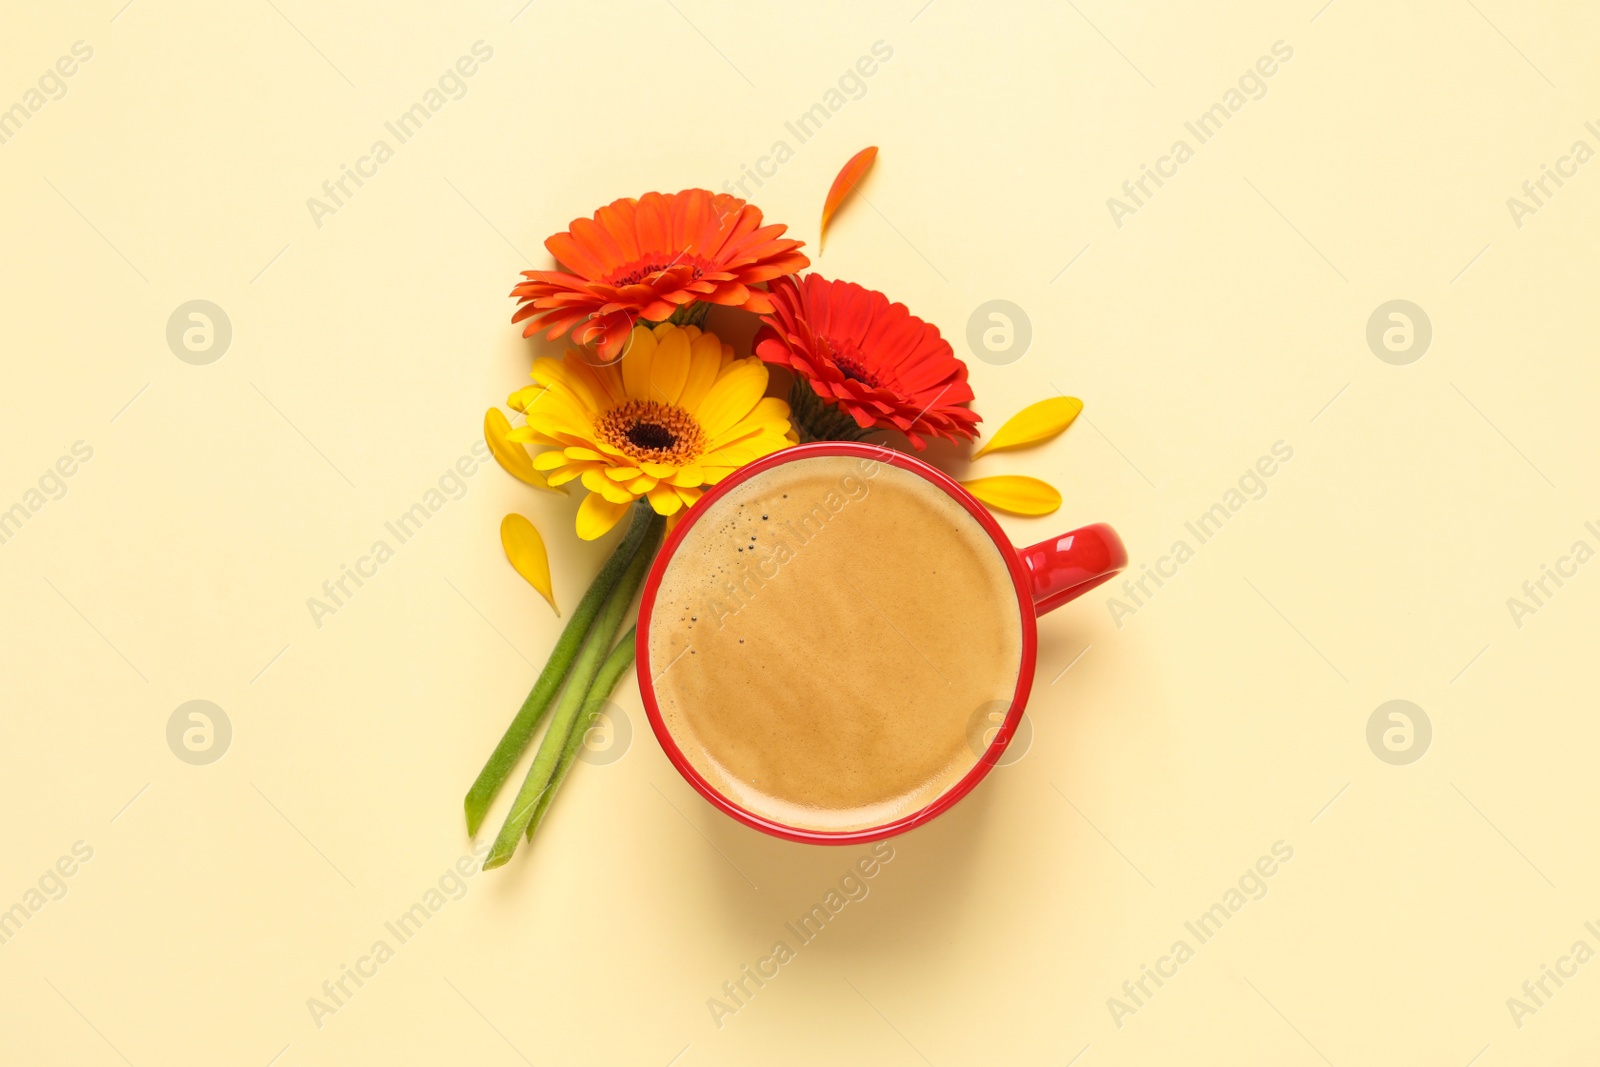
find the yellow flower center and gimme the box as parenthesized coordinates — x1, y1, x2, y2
(597, 399, 706, 466)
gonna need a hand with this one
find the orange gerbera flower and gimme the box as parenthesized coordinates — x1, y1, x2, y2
(511, 189, 810, 362)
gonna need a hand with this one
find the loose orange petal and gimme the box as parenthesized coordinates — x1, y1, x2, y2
(820, 146, 878, 251)
(961, 475, 1062, 516)
(485, 408, 565, 493)
(973, 397, 1083, 458)
(500, 514, 558, 614)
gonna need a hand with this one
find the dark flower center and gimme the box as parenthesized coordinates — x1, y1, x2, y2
(823, 339, 881, 388)
(626, 422, 676, 450)
(605, 254, 709, 288)
(596, 399, 707, 465)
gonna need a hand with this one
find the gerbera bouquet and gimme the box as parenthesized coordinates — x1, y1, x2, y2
(465, 161, 1077, 869)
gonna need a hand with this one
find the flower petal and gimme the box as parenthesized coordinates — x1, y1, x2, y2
(564, 357, 627, 410)
(524, 390, 595, 441)
(485, 409, 564, 493)
(696, 358, 769, 438)
(532, 449, 568, 471)
(576, 493, 631, 541)
(646, 484, 683, 515)
(707, 396, 792, 449)
(960, 475, 1062, 516)
(582, 467, 637, 503)
(546, 467, 585, 487)
(620, 325, 657, 401)
(507, 385, 552, 414)
(820, 146, 877, 250)
(530, 357, 603, 414)
(649, 325, 692, 405)
(677, 331, 724, 412)
(972, 397, 1082, 458)
(500, 513, 558, 614)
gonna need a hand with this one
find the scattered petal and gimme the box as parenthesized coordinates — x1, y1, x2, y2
(961, 475, 1062, 516)
(485, 409, 564, 493)
(973, 397, 1083, 458)
(500, 513, 558, 614)
(820, 146, 877, 251)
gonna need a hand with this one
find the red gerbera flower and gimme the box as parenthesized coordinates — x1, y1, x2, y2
(754, 274, 980, 449)
(511, 189, 810, 362)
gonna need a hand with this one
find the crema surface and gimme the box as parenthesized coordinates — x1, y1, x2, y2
(648, 455, 1024, 832)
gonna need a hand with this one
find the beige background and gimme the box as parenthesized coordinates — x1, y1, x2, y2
(3, 0, 1597, 1063)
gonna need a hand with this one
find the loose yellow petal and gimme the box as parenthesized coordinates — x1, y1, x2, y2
(485, 409, 564, 493)
(500, 513, 558, 614)
(575, 493, 631, 541)
(973, 397, 1083, 459)
(961, 475, 1062, 516)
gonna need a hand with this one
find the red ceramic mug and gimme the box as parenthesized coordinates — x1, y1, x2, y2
(636, 441, 1126, 844)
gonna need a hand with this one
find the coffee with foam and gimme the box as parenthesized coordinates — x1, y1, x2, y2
(648, 454, 1024, 833)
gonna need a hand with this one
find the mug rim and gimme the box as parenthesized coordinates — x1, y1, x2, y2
(635, 440, 1039, 845)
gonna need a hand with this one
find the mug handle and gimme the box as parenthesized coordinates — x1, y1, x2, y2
(1019, 523, 1128, 615)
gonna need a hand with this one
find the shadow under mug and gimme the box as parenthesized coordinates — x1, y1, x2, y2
(635, 441, 1127, 845)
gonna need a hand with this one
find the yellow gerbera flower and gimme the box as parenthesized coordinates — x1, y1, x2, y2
(507, 322, 794, 540)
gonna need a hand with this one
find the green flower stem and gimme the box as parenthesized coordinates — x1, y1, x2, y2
(660, 302, 710, 328)
(524, 625, 637, 843)
(789, 376, 875, 444)
(463, 502, 656, 836)
(482, 512, 663, 870)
